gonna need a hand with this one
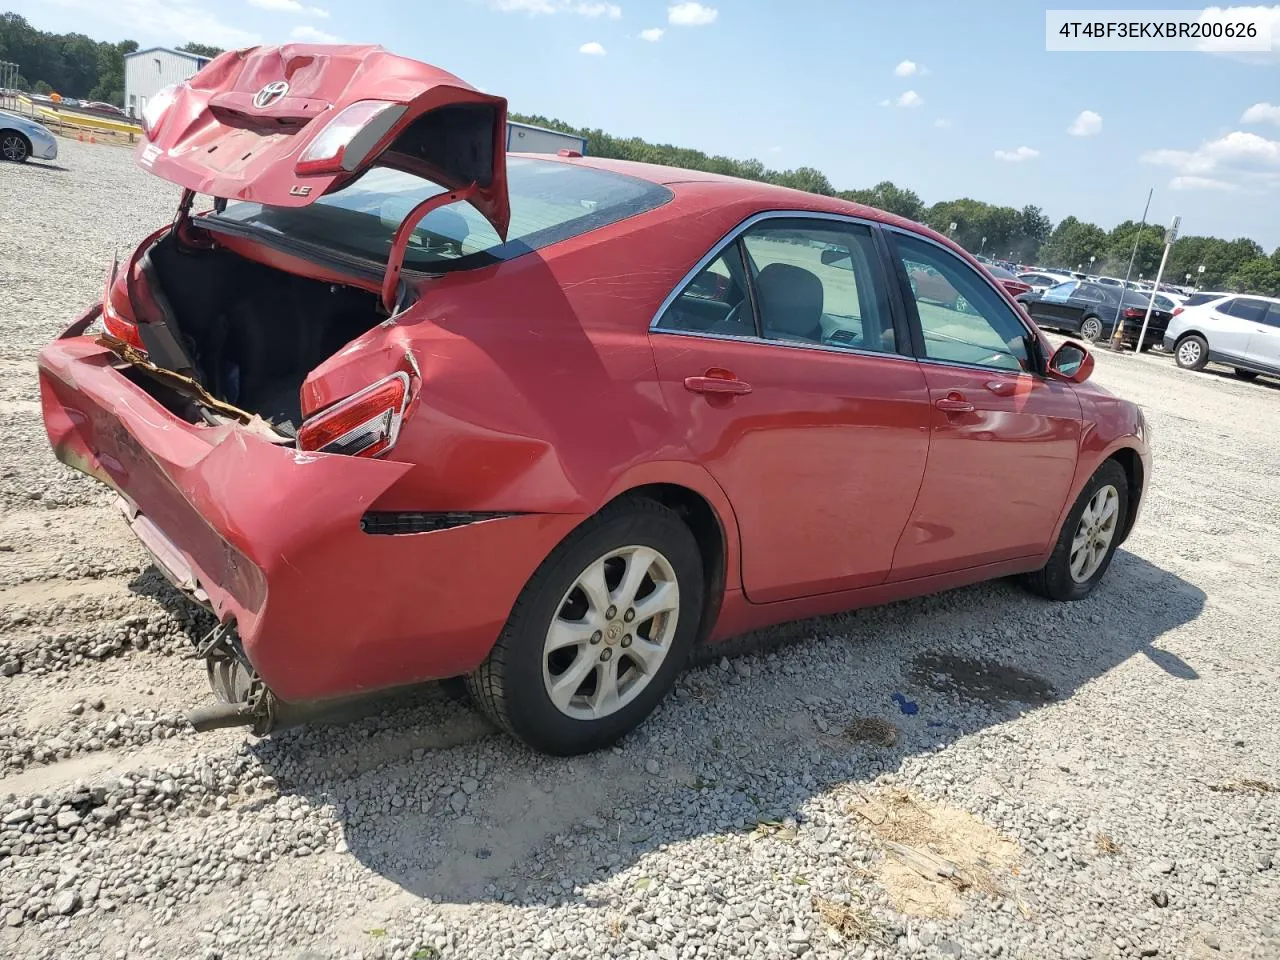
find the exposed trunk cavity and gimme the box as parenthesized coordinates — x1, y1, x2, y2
(144, 234, 385, 431)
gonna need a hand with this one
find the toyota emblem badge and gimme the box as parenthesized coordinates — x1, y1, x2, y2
(253, 80, 290, 109)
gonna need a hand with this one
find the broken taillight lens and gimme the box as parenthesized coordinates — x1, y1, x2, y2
(101, 264, 145, 352)
(296, 373, 410, 458)
(295, 100, 399, 176)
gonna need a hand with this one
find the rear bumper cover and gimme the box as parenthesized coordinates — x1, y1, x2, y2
(38, 318, 582, 702)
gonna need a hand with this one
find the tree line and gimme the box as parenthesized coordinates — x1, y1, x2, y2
(4, 10, 1276, 295)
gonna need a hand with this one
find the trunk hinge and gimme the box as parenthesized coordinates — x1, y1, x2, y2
(381, 183, 479, 315)
(171, 188, 196, 238)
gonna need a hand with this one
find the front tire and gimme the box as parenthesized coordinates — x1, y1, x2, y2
(1, 131, 31, 163)
(467, 497, 703, 755)
(1175, 334, 1209, 371)
(1023, 460, 1128, 602)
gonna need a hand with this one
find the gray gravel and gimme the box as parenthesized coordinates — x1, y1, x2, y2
(1, 138, 1277, 960)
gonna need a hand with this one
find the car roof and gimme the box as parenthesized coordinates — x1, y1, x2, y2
(542, 153, 951, 244)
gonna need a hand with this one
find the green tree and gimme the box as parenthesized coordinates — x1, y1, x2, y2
(839, 181, 925, 221)
(1228, 258, 1280, 296)
(177, 42, 224, 58)
(88, 39, 137, 105)
(1104, 220, 1165, 278)
(1040, 216, 1108, 271)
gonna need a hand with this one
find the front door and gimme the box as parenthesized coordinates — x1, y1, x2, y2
(885, 230, 1082, 580)
(649, 216, 932, 603)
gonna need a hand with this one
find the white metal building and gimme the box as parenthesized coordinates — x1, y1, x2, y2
(124, 47, 210, 119)
(506, 121, 587, 155)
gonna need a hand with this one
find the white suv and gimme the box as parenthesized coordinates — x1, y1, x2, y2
(1164, 293, 1280, 381)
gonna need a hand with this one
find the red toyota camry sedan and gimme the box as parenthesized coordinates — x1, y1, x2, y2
(37, 45, 1150, 755)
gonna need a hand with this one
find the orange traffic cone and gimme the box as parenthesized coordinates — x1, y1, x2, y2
(89, 136, 96, 144)
(77, 132, 84, 142)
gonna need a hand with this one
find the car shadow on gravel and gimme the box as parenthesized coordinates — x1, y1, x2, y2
(232, 549, 1204, 906)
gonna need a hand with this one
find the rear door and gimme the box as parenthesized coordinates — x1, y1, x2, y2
(649, 214, 932, 603)
(137, 44, 510, 236)
(1239, 299, 1280, 369)
(884, 229, 1081, 579)
(1207, 298, 1257, 361)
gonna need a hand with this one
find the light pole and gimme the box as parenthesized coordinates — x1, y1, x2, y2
(1137, 215, 1180, 351)
(1089, 255, 1096, 274)
(1111, 187, 1154, 352)
(1185, 273, 1192, 287)
(1197, 264, 1205, 290)
(979, 236, 986, 255)
(948, 222, 957, 237)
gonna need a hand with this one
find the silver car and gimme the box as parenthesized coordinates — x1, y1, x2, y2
(1164, 293, 1280, 381)
(0, 110, 59, 163)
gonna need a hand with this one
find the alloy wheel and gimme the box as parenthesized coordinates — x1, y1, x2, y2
(1081, 317, 1103, 341)
(542, 545, 680, 720)
(1, 134, 28, 162)
(1069, 484, 1119, 583)
(1177, 339, 1202, 367)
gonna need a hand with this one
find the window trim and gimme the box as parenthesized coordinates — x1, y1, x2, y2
(648, 209, 914, 361)
(882, 224, 1045, 377)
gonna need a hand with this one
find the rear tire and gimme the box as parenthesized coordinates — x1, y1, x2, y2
(1, 131, 31, 163)
(467, 497, 703, 755)
(1234, 368, 1259, 381)
(1080, 316, 1104, 342)
(1175, 334, 1209, 371)
(1023, 460, 1128, 602)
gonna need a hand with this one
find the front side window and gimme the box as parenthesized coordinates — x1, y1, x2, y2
(1226, 298, 1270, 323)
(1042, 281, 1077, 302)
(657, 218, 898, 354)
(893, 232, 1031, 373)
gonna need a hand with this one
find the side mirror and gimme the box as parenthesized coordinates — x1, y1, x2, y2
(1047, 341, 1094, 383)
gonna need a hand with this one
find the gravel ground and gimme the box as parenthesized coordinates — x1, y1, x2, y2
(1, 139, 1277, 960)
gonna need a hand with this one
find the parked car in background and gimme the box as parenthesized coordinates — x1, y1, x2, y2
(85, 101, 127, 116)
(36, 43, 1150, 755)
(1164, 294, 1280, 380)
(984, 263, 1032, 297)
(1018, 280, 1173, 350)
(0, 109, 58, 163)
(1018, 270, 1073, 294)
(1149, 291, 1185, 312)
(1177, 291, 1230, 310)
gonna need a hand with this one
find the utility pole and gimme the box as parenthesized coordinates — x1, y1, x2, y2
(1137, 215, 1180, 352)
(1111, 187, 1154, 351)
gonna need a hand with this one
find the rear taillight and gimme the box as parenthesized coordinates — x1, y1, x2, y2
(296, 100, 400, 176)
(1122, 308, 1145, 320)
(141, 84, 179, 139)
(1172, 306, 1184, 316)
(296, 373, 410, 458)
(101, 264, 145, 352)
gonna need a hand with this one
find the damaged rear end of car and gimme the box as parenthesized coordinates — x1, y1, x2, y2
(36, 43, 538, 734)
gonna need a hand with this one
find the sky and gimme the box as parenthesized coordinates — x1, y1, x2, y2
(10, 0, 1280, 251)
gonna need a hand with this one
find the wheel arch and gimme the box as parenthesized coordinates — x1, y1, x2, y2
(1105, 446, 1144, 545)
(601, 465, 742, 647)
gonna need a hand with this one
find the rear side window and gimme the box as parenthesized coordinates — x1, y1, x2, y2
(657, 218, 898, 354)
(212, 156, 671, 273)
(1225, 298, 1271, 323)
(1266, 303, 1280, 327)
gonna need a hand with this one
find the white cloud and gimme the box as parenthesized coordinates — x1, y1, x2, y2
(668, 1, 717, 25)
(639, 27, 664, 40)
(994, 146, 1040, 162)
(1242, 102, 1280, 125)
(1170, 175, 1240, 190)
(44, 0, 260, 47)
(248, 0, 329, 14)
(894, 59, 927, 77)
(579, 40, 607, 54)
(934, 118, 952, 128)
(881, 91, 922, 108)
(483, 0, 621, 16)
(291, 24, 340, 42)
(1142, 129, 1280, 191)
(1068, 109, 1102, 137)
(1199, 5, 1280, 60)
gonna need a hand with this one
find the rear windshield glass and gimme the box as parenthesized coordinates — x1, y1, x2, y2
(1182, 293, 1224, 308)
(211, 156, 671, 272)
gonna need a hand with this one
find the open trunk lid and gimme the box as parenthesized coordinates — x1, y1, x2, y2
(137, 44, 509, 238)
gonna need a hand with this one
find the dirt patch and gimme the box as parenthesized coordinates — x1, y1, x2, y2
(847, 789, 1022, 918)
(910, 652, 1056, 705)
